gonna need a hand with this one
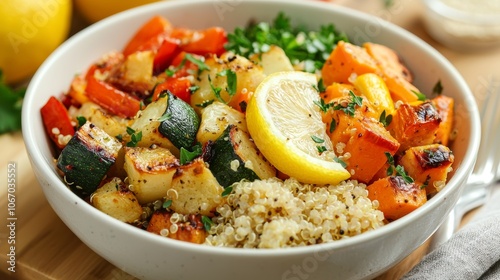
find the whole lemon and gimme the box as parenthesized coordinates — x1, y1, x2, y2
(0, 0, 72, 84)
(75, 0, 161, 23)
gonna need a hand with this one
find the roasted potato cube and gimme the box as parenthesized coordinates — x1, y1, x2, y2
(367, 176, 427, 221)
(387, 101, 441, 152)
(72, 102, 131, 139)
(124, 146, 179, 204)
(92, 177, 143, 223)
(129, 96, 179, 156)
(196, 101, 247, 145)
(249, 45, 294, 75)
(191, 53, 265, 113)
(399, 144, 454, 195)
(147, 211, 206, 244)
(169, 158, 224, 216)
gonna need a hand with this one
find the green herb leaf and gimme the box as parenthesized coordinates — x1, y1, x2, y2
(0, 71, 26, 134)
(329, 120, 336, 133)
(311, 135, 325, 143)
(317, 145, 327, 154)
(158, 112, 172, 122)
(334, 157, 347, 168)
(189, 85, 200, 94)
(379, 110, 393, 127)
(185, 54, 210, 72)
(202, 215, 214, 232)
(76, 116, 87, 128)
(179, 144, 203, 165)
(395, 165, 414, 184)
(317, 78, 326, 93)
(412, 90, 427, 101)
(163, 199, 172, 209)
(208, 75, 225, 103)
(126, 127, 142, 147)
(217, 69, 237, 97)
(333, 91, 362, 117)
(196, 99, 215, 108)
(225, 12, 348, 73)
(221, 186, 233, 197)
(433, 80, 443, 95)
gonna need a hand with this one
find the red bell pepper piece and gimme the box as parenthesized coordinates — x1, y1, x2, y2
(41, 96, 76, 149)
(153, 37, 181, 75)
(171, 27, 228, 56)
(168, 51, 203, 78)
(123, 15, 173, 57)
(85, 74, 141, 119)
(152, 77, 191, 103)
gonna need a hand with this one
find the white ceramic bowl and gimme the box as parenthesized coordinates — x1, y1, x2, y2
(22, 0, 481, 279)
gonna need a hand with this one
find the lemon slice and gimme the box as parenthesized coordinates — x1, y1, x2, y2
(246, 71, 351, 185)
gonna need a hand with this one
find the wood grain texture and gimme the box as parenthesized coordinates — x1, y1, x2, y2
(1, 0, 500, 279)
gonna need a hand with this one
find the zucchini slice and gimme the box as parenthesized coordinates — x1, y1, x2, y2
(206, 124, 276, 187)
(57, 122, 122, 197)
(158, 90, 200, 150)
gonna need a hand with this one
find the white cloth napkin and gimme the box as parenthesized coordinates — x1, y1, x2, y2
(403, 187, 500, 280)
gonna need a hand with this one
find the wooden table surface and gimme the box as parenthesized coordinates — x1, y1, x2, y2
(1, 0, 500, 279)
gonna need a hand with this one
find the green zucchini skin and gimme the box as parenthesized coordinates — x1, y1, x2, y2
(158, 91, 200, 149)
(206, 125, 259, 188)
(57, 122, 122, 197)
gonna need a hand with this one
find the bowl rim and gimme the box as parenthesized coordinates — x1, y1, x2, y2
(22, 0, 481, 257)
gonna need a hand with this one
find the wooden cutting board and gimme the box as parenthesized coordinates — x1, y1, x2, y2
(1, 1, 500, 279)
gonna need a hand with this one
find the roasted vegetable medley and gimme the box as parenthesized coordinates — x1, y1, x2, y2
(41, 13, 456, 248)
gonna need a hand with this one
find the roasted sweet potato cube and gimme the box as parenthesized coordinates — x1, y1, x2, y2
(342, 118, 400, 183)
(147, 210, 207, 244)
(321, 41, 379, 86)
(363, 42, 420, 103)
(432, 95, 455, 146)
(321, 83, 359, 102)
(324, 101, 399, 183)
(388, 101, 441, 152)
(399, 144, 454, 195)
(367, 176, 427, 221)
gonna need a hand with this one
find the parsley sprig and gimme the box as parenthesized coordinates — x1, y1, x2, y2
(225, 12, 349, 73)
(314, 91, 363, 117)
(125, 127, 142, 147)
(384, 152, 414, 184)
(0, 71, 26, 134)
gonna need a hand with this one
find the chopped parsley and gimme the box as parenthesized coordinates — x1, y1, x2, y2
(76, 116, 87, 128)
(333, 91, 363, 117)
(225, 12, 348, 73)
(162, 199, 172, 209)
(412, 90, 427, 101)
(379, 110, 393, 127)
(334, 157, 347, 168)
(166, 53, 210, 77)
(126, 127, 142, 147)
(384, 152, 414, 184)
(202, 215, 214, 232)
(221, 185, 233, 197)
(196, 99, 215, 108)
(208, 75, 225, 103)
(179, 144, 203, 165)
(216, 69, 237, 97)
(311, 135, 325, 143)
(433, 80, 443, 95)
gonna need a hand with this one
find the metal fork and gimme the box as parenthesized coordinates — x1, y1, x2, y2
(430, 76, 500, 250)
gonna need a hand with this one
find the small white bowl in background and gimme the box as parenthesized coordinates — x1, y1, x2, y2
(422, 0, 500, 51)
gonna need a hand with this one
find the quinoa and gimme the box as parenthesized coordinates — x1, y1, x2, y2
(204, 178, 385, 248)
